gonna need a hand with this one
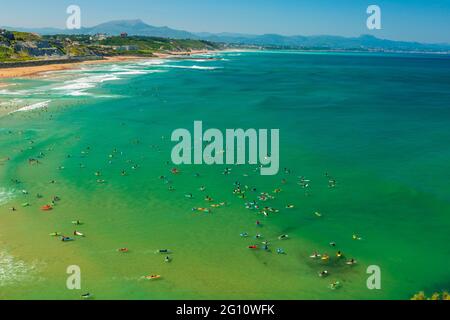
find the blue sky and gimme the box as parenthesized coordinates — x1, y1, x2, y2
(1, 0, 449, 43)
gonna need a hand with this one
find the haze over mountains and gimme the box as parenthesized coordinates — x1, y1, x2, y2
(3, 19, 450, 52)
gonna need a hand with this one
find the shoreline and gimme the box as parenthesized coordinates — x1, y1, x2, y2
(0, 56, 156, 80)
(0, 50, 218, 80)
(0, 50, 224, 117)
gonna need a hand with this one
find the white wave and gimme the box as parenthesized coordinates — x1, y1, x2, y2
(0, 188, 14, 205)
(10, 100, 51, 113)
(160, 65, 221, 70)
(137, 59, 167, 66)
(191, 65, 221, 70)
(0, 89, 34, 96)
(181, 59, 212, 62)
(0, 250, 40, 287)
(54, 82, 96, 91)
(113, 70, 149, 75)
(52, 74, 121, 96)
(68, 91, 92, 97)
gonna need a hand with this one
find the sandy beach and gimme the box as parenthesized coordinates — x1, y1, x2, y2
(0, 56, 155, 79)
(0, 51, 217, 80)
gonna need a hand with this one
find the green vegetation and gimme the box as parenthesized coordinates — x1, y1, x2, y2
(0, 30, 222, 64)
(99, 36, 218, 54)
(11, 31, 41, 42)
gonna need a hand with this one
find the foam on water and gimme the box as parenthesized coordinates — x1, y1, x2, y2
(160, 65, 221, 70)
(137, 59, 167, 66)
(9, 100, 51, 113)
(0, 89, 35, 96)
(113, 70, 150, 75)
(0, 250, 39, 287)
(0, 188, 14, 205)
(0, 57, 222, 101)
(53, 74, 121, 96)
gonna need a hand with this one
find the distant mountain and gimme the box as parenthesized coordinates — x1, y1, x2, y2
(80, 19, 195, 39)
(199, 33, 450, 52)
(2, 19, 195, 39)
(3, 19, 450, 52)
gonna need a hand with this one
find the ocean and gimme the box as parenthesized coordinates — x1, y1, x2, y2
(0, 50, 449, 299)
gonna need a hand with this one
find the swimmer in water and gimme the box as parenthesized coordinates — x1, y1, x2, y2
(330, 281, 341, 290)
(352, 234, 362, 241)
(319, 270, 329, 277)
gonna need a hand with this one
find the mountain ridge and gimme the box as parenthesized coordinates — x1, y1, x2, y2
(3, 19, 450, 52)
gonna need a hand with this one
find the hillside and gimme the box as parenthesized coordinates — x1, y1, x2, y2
(0, 30, 63, 62)
(0, 29, 221, 63)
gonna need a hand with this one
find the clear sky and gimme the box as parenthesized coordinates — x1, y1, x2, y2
(1, 0, 449, 43)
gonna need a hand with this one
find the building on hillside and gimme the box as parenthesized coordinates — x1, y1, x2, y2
(120, 32, 128, 38)
(90, 33, 107, 41)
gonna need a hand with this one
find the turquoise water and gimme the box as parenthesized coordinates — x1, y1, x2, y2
(0, 51, 449, 299)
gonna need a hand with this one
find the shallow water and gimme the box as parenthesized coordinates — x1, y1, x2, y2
(0, 51, 449, 299)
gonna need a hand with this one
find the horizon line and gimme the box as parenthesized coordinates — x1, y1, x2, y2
(2, 19, 449, 46)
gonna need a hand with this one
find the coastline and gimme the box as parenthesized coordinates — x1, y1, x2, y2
(0, 48, 447, 300)
(0, 50, 216, 80)
(0, 50, 224, 117)
(0, 56, 154, 80)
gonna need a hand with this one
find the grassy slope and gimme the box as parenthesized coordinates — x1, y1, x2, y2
(0, 31, 221, 63)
